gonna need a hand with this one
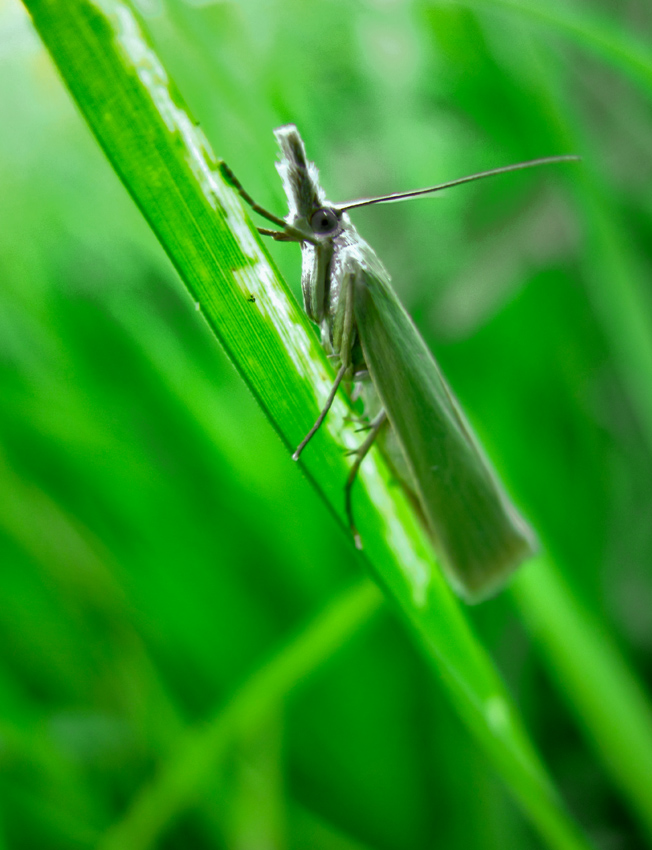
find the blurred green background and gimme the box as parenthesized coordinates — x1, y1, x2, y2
(2, 0, 652, 847)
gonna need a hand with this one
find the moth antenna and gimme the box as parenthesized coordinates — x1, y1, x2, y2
(336, 155, 580, 211)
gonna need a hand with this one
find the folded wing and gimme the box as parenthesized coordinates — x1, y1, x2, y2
(353, 262, 537, 602)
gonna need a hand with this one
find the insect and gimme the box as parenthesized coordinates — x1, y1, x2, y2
(219, 127, 578, 601)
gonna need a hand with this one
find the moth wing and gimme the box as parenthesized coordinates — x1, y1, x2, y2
(353, 261, 537, 602)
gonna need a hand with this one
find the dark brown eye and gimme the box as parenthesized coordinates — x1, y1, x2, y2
(310, 207, 339, 234)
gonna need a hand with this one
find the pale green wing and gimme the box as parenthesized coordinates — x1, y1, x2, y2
(353, 257, 537, 602)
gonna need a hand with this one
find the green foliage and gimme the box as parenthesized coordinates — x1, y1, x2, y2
(2, 0, 652, 848)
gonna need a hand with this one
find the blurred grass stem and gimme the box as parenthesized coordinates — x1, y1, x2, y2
(99, 579, 383, 850)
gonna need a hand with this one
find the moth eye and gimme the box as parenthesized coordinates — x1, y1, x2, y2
(310, 207, 339, 235)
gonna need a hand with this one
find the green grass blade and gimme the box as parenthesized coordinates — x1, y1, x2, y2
(98, 578, 383, 850)
(448, 0, 652, 97)
(513, 556, 652, 841)
(572, 181, 652, 459)
(0, 443, 183, 746)
(21, 1, 594, 848)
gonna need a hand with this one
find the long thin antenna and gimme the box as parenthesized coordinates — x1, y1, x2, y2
(336, 155, 580, 212)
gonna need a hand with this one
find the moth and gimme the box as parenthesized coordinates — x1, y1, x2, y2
(219, 127, 577, 601)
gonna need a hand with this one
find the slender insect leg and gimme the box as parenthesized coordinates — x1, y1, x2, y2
(345, 409, 388, 549)
(292, 362, 348, 461)
(218, 162, 288, 228)
(258, 228, 298, 242)
(293, 269, 356, 461)
(219, 163, 318, 245)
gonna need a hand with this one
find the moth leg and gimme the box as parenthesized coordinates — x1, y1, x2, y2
(345, 410, 388, 549)
(292, 362, 348, 461)
(257, 227, 296, 241)
(293, 269, 356, 462)
(219, 162, 318, 245)
(218, 162, 288, 228)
